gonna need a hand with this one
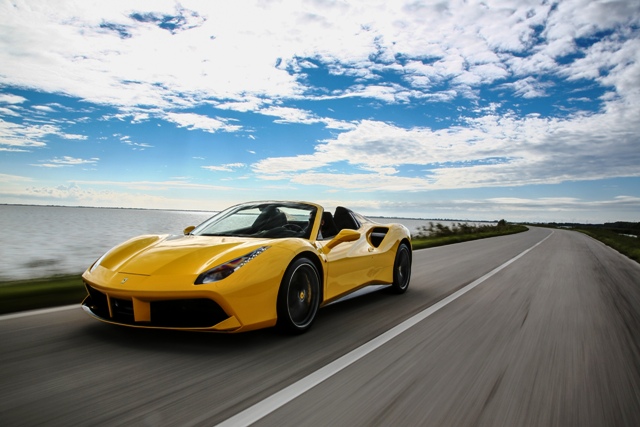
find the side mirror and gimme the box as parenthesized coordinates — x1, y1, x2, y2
(184, 226, 196, 235)
(325, 229, 360, 252)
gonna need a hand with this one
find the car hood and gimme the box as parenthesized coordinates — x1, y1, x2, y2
(96, 234, 271, 276)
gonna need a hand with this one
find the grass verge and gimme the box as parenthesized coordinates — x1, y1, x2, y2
(2, 223, 529, 315)
(0, 275, 85, 315)
(575, 228, 640, 264)
(411, 224, 528, 250)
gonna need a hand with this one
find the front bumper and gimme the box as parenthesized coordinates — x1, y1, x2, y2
(82, 283, 242, 331)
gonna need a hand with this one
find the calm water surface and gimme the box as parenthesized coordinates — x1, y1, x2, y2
(0, 205, 212, 281)
(0, 205, 455, 281)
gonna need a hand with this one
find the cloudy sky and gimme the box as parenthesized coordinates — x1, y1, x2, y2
(1, 0, 639, 222)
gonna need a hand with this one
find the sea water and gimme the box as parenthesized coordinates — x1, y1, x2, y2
(0, 205, 212, 281)
(0, 205, 471, 281)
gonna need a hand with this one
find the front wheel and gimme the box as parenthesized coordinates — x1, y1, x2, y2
(390, 243, 411, 294)
(276, 258, 321, 334)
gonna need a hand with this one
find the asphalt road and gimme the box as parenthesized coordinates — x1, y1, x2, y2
(2, 227, 640, 426)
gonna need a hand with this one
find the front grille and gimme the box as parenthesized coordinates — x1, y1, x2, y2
(111, 298, 134, 322)
(150, 299, 229, 328)
(84, 283, 109, 318)
(83, 284, 229, 329)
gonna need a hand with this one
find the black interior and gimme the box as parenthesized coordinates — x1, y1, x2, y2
(319, 206, 361, 240)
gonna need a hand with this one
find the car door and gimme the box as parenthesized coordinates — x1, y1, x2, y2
(320, 230, 375, 302)
(364, 226, 397, 283)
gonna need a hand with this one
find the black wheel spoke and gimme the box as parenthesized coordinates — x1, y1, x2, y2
(391, 243, 411, 294)
(277, 258, 320, 334)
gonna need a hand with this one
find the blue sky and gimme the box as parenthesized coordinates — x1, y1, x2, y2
(1, 0, 639, 223)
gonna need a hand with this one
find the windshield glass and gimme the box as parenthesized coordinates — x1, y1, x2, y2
(191, 202, 318, 239)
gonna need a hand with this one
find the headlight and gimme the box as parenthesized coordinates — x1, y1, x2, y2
(195, 246, 269, 284)
(89, 246, 116, 273)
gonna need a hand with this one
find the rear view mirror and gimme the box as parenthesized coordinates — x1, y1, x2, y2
(184, 226, 196, 235)
(324, 229, 360, 252)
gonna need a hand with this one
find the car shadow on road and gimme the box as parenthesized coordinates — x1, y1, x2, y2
(78, 284, 429, 357)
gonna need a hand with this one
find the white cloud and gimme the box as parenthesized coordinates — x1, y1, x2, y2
(0, 107, 21, 117)
(72, 178, 236, 192)
(215, 98, 267, 113)
(499, 76, 553, 98)
(164, 112, 242, 133)
(0, 0, 638, 221)
(59, 132, 88, 141)
(202, 163, 245, 172)
(0, 181, 244, 211)
(0, 173, 33, 183)
(31, 156, 99, 168)
(254, 154, 330, 175)
(33, 105, 56, 113)
(119, 135, 153, 150)
(0, 147, 30, 152)
(254, 96, 640, 191)
(256, 105, 355, 130)
(1, 0, 635, 111)
(321, 195, 640, 223)
(123, 141, 153, 150)
(0, 119, 64, 148)
(258, 106, 318, 124)
(0, 94, 27, 104)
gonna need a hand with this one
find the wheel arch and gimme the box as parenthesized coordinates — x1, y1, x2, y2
(289, 250, 325, 303)
(400, 237, 413, 259)
(389, 238, 412, 294)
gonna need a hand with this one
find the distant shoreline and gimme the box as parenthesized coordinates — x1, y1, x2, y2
(0, 203, 212, 214)
(0, 203, 494, 223)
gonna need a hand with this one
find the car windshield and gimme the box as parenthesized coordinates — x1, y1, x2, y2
(190, 202, 318, 239)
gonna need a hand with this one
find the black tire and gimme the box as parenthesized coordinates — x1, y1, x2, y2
(276, 258, 321, 334)
(390, 243, 411, 294)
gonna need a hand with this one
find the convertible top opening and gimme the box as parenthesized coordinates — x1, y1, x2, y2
(191, 202, 318, 239)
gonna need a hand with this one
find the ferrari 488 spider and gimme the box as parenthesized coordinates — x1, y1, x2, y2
(82, 201, 412, 333)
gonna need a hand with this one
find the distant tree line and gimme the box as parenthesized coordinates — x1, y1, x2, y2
(413, 219, 511, 239)
(583, 222, 640, 237)
(531, 221, 640, 237)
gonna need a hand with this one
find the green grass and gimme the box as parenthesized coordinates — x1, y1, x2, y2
(576, 228, 640, 264)
(1, 222, 529, 315)
(0, 275, 85, 315)
(411, 223, 528, 250)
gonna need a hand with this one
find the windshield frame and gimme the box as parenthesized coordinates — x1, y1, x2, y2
(190, 201, 321, 240)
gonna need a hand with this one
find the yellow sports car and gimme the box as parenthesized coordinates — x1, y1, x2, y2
(82, 201, 412, 333)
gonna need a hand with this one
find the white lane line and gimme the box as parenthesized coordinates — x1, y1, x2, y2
(0, 304, 79, 321)
(212, 231, 554, 427)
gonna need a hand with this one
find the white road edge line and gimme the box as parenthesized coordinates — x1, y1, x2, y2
(211, 231, 554, 427)
(0, 304, 79, 321)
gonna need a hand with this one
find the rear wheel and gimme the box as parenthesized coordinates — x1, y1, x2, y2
(390, 243, 411, 294)
(276, 258, 321, 334)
